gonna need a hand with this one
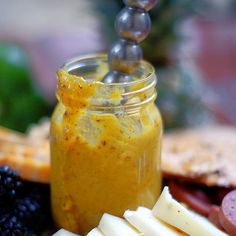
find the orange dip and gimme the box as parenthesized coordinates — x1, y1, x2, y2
(50, 56, 162, 234)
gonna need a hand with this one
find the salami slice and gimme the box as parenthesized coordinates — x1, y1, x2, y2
(169, 181, 212, 216)
(208, 205, 223, 230)
(219, 190, 236, 236)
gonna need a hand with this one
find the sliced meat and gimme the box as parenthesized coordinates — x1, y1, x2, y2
(216, 188, 234, 205)
(208, 205, 223, 230)
(219, 190, 236, 236)
(169, 181, 212, 216)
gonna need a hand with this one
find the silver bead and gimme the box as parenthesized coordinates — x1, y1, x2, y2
(123, 0, 158, 11)
(115, 7, 151, 43)
(109, 39, 142, 74)
(103, 70, 132, 83)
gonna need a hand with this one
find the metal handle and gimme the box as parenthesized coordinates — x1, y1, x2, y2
(103, 0, 157, 83)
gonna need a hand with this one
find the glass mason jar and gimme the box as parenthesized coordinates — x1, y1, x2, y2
(50, 54, 162, 234)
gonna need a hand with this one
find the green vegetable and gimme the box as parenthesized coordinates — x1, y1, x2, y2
(0, 43, 52, 132)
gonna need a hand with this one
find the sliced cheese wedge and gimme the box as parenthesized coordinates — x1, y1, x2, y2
(124, 206, 185, 236)
(52, 229, 79, 236)
(87, 228, 104, 236)
(98, 213, 140, 236)
(152, 186, 228, 236)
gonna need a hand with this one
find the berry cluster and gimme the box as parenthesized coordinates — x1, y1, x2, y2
(0, 166, 23, 200)
(0, 166, 51, 235)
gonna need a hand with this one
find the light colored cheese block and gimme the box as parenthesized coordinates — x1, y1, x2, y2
(87, 228, 104, 236)
(98, 213, 140, 236)
(124, 206, 184, 236)
(152, 186, 229, 236)
(52, 229, 79, 236)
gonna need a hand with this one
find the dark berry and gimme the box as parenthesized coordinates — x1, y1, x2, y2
(0, 166, 23, 201)
(0, 166, 52, 234)
(15, 185, 52, 233)
(15, 196, 41, 226)
(0, 214, 32, 236)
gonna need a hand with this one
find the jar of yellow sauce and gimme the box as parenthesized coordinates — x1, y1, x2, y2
(50, 54, 162, 234)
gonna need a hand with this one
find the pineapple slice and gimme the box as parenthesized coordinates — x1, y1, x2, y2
(152, 187, 228, 236)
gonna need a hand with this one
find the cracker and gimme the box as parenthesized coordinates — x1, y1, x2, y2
(0, 123, 50, 183)
(162, 126, 236, 187)
(0, 126, 27, 144)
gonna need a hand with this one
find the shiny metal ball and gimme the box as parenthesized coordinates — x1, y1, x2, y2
(109, 39, 142, 74)
(115, 7, 151, 43)
(103, 70, 132, 83)
(123, 0, 157, 11)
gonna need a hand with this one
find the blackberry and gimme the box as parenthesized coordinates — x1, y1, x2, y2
(15, 185, 52, 233)
(0, 214, 33, 236)
(0, 166, 52, 234)
(0, 166, 23, 201)
(15, 196, 42, 231)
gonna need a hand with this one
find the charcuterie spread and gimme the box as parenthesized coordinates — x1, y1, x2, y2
(1, 123, 236, 235)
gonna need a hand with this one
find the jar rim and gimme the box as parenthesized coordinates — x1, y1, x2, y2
(60, 53, 155, 86)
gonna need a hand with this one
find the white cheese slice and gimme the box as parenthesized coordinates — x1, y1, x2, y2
(124, 206, 184, 236)
(152, 186, 229, 236)
(98, 213, 140, 236)
(52, 229, 79, 236)
(87, 227, 104, 236)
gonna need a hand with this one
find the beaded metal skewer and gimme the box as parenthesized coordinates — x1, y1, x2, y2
(103, 0, 157, 83)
